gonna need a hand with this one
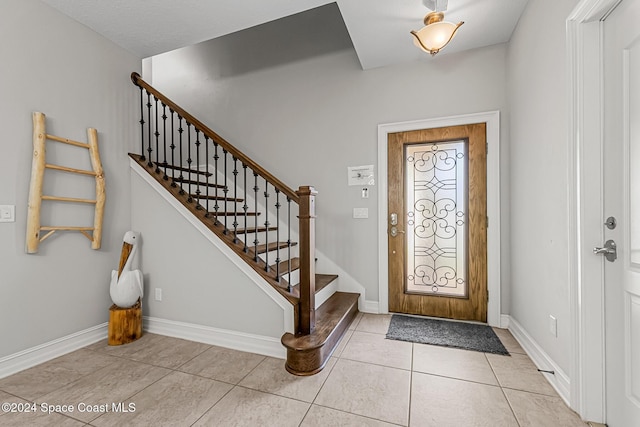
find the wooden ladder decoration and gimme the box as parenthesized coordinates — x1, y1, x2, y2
(26, 112, 105, 253)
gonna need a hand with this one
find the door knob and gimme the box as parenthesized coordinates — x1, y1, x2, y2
(593, 239, 617, 262)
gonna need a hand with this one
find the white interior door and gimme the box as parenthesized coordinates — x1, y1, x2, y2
(603, 1, 640, 425)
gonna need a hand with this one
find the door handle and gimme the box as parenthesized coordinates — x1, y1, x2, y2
(389, 226, 405, 237)
(593, 239, 617, 262)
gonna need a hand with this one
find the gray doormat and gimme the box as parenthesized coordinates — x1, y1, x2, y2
(386, 315, 509, 355)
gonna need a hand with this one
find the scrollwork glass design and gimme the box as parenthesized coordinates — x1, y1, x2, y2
(405, 141, 467, 297)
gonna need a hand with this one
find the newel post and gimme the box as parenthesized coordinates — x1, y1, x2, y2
(297, 186, 317, 335)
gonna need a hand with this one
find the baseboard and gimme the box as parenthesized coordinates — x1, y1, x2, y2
(362, 300, 379, 313)
(506, 316, 571, 404)
(500, 314, 510, 329)
(143, 316, 286, 359)
(0, 323, 108, 379)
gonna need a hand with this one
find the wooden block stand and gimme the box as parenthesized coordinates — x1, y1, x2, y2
(108, 300, 142, 346)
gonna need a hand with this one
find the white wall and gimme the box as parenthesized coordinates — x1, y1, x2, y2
(0, 0, 140, 359)
(506, 0, 580, 374)
(148, 9, 510, 307)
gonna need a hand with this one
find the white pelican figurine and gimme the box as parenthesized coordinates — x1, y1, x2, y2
(110, 231, 143, 308)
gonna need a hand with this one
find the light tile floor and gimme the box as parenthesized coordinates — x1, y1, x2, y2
(0, 313, 587, 426)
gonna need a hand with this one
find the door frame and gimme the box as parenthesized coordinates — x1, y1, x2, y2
(377, 111, 501, 327)
(567, 0, 620, 423)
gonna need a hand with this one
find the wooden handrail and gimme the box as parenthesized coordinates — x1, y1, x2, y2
(131, 72, 299, 203)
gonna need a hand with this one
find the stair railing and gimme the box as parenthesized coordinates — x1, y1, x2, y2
(130, 72, 316, 334)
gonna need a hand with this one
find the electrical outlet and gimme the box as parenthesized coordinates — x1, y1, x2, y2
(155, 288, 162, 301)
(549, 315, 557, 337)
(361, 188, 369, 199)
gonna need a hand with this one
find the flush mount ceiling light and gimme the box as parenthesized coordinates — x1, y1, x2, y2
(411, 0, 464, 56)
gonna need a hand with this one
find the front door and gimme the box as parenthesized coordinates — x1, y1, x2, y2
(602, 1, 640, 424)
(387, 123, 487, 322)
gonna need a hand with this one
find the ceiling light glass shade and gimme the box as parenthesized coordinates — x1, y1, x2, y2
(411, 12, 463, 56)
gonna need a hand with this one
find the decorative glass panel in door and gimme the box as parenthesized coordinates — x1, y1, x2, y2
(405, 141, 467, 297)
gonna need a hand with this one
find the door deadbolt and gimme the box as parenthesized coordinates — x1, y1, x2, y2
(604, 216, 617, 230)
(593, 239, 617, 262)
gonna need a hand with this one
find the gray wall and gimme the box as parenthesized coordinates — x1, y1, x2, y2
(506, 0, 580, 374)
(131, 171, 287, 338)
(148, 7, 510, 307)
(0, 0, 140, 358)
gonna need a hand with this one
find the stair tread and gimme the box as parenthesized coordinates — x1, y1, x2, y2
(235, 226, 278, 234)
(270, 258, 300, 276)
(192, 194, 243, 202)
(251, 241, 298, 255)
(172, 178, 224, 188)
(209, 211, 260, 216)
(156, 162, 212, 176)
(282, 292, 359, 351)
(315, 274, 338, 293)
(290, 273, 337, 294)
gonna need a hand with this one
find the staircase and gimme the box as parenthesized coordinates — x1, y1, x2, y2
(129, 72, 358, 375)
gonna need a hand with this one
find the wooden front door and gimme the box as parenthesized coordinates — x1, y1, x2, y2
(387, 123, 487, 322)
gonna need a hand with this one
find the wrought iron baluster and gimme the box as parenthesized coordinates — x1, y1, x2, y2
(264, 179, 270, 272)
(253, 173, 259, 262)
(154, 96, 160, 173)
(205, 136, 210, 216)
(177, 116, 184, 194)
(223, 149, 229, 234)
(161, 103, 168, 180)
(195, 129, 201, 209)
(138, 87, 145, 160)
(213, 142, 220, 224)
(243, 164, 248, 252)
(170, 109, 176, 186)
(232, 157, 239, 242)
(275, 189, 281, 281)
(287, 197, 292, 292)
(186, 123, 193, 202)
(146, 92, 153, 167)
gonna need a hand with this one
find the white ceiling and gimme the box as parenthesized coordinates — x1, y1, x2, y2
(41, 0, 528, 70)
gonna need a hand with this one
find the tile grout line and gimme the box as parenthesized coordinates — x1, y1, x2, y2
(310, 403, 407, 426)
(189, 383, 238, 427)
(71, 357, 176, 425)
(485, 352, 522, 427)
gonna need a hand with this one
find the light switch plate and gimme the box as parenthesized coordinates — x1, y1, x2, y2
(353, 208, 368, 219)
(0, 205, 15, 222)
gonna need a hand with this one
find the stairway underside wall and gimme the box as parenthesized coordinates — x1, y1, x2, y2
(131, 164, 292, 345)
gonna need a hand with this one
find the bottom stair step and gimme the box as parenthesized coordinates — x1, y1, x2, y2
(281, 292, 359, 376)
